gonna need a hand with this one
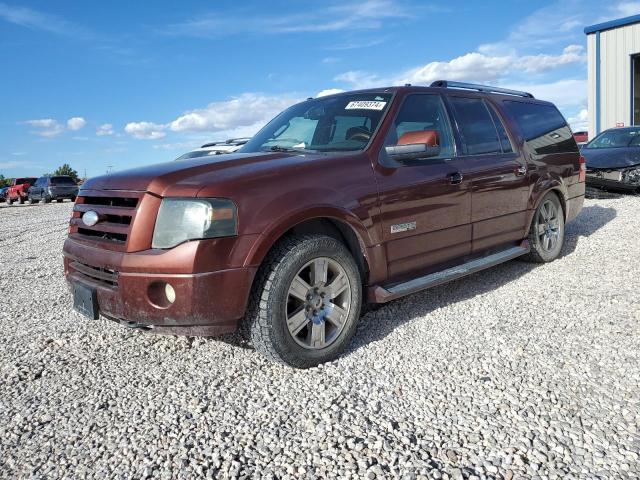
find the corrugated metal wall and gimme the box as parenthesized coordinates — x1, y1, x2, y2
(587, 23, 640, 138)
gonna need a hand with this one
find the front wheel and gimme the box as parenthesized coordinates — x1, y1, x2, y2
(246, 234, 362, 368)
(28, 195, 35, 205)
(7, 197, 13, 206)
(42, 195, 51, 204)
(18, 196, 25, 205)
(523, 192, 565, 263)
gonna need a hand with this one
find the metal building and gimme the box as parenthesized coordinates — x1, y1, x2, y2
(585, 14, 640, 138)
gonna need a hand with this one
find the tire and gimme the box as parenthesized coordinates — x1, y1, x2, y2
(28, 195, 35, 205)
(7, 197, 13, 206)
(42, 195, 51, 204)
(56, 199, 63, 203)
(18, 196, 24, 205)
(246, 234, 362, 368)
(523, 192, 565, 263)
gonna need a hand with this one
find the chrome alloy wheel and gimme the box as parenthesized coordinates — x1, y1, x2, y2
(285, 257, 352, 350)
(537, 200, 560, 252)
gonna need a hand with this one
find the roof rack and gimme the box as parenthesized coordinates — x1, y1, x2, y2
(430, 80, 534, 99)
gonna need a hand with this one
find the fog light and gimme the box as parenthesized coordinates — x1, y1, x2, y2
(165, 283, 176, 304)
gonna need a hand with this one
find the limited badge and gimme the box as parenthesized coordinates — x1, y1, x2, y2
(391, 221, 416, 234)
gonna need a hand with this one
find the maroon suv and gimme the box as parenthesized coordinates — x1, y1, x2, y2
(64, 81, 585, 368)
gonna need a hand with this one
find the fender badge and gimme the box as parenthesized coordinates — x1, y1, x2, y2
(391, 221, 416, 234)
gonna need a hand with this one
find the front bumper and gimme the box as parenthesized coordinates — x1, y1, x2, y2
(63, 238, 257, 336)
(586, 173, 639, 191)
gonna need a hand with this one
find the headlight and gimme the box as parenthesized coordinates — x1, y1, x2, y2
(152, 198, 237, 249)
(623, 167, 640, 185)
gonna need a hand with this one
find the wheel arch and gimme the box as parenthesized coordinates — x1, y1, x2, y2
(243, 207, 374, 282)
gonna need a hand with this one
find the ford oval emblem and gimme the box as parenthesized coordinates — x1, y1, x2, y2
(82, 211, 100, 227)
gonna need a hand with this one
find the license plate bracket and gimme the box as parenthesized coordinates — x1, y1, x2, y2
(73, 282, 99, 320)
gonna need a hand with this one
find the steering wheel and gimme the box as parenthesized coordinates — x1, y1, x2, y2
(346, 129, 371, 142)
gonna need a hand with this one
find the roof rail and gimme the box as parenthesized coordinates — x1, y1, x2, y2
(430, 80, 534, 99)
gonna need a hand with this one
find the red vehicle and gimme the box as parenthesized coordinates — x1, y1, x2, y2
(573, 131, 588, 144)
(63, 81, 585, 368)
(6, 177, 37, 205)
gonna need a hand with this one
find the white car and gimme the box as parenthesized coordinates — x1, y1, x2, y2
(175, 138, 250, 160)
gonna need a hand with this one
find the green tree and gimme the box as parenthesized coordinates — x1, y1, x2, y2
(52, 164, 80, 183)
(0, 174, 11, 187)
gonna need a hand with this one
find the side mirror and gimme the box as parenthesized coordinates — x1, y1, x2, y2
(385, 143, 441, 163)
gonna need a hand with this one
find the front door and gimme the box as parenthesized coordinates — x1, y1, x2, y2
(445, 95, 530, 252)
(374, 93, 472, 283)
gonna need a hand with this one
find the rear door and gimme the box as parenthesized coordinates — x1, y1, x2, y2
(374, 93, 472, 282)
(445, 95, 530, 252)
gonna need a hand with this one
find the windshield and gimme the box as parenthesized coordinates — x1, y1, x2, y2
(50, 176, 76, 186)
(241, 93, 393, 153)
(586, 129, 640, 149)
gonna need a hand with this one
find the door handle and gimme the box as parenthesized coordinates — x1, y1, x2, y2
(515, 165, 527, 176)
(449, 172, 463, 185)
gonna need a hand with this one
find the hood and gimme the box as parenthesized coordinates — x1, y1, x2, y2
(81, 151, 319, 197)
(583, 147, 640, 169)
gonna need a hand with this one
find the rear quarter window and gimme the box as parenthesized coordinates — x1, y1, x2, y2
(502, 101, 578, 155)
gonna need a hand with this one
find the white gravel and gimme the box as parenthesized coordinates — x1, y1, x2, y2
(0, 196, 639, 479)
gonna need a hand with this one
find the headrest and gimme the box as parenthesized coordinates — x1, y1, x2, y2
(398, 130, 439, 146)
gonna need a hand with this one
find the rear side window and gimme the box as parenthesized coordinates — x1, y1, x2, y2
(487, 106, 513, 153)
(448, 97, 501, 155)
(502, 101, 578, 154)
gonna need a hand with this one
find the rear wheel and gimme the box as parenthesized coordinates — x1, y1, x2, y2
(523, 192, 565, 263)
(42, 195, 51, 204)
(18, 196, 24, 205)
(7, 197, 13, 206)
(28, 195, 35, 205)
(246, 234, 362, 368)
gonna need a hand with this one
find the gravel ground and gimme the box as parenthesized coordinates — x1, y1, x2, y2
(0, 197, 639, 480)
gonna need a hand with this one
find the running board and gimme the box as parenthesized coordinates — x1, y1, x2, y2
(368, 243, 530, 303)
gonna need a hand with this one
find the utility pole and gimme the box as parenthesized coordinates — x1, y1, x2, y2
(106, 165, 113, 175)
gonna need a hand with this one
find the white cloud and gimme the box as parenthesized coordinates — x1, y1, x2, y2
(0, 3, 91, 37)
(568, 109, 589, 132)
(124, 122, 166, 140)
(506, 79, 587, 109)
(165, 0, 413, 37)
(96, 123, 114, 136)
(24, 118, 64, 138)
(316, 88, 345, 97)
(610, 1, 640, 18)
(395, 46, 586, 86)
(168, 93, 296, 133)
(67, 117, 86, 131)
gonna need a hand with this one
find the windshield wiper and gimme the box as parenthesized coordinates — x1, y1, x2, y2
(262, 145, 315, 153)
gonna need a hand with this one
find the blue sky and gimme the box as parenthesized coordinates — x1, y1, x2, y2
(1, 0, 639, 178)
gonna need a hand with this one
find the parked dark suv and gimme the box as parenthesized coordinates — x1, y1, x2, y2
(29, 176, 79, 204)
(63, 81, 585, 368)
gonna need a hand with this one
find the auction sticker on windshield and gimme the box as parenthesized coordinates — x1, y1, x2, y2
(345, 101, 387, 110)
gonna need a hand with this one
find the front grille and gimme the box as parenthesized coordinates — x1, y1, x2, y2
(70, 260, 119, 286)
(69, 191, 145, 251)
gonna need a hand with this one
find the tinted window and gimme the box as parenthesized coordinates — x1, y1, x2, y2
(51, 176, 76, 186)
(449, 97, 501, 155)
(387, 94, 454, 159)
(503, 101, 578, 154)
(487, 106, 513, 153)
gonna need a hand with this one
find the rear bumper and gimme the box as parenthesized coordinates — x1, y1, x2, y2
(63, 238, 256, 336)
